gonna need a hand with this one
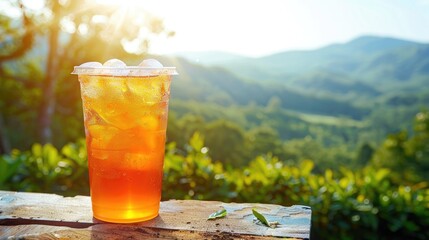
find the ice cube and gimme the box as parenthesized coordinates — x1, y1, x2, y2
(87, 124, 120, 149)
(126, 77, 164, 104)
(79, 62, 102, 67)
(79, 75, 103, 99)
(139, 59, 163, 68)
(103, 59, 126, 68)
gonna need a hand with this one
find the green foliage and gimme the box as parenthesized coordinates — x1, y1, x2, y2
(163, 138, 429, 239)
(247, 126, 283, 159)
(371, 111, 429, 183)
(204, 120, 247, 166)
(0, 140, 88, 196)
(0, 60, 42, 150)
(1, 134, 428, 239)
(167, 100, 366, 168)
(0, 151, 24, 188)
(163, 133, 233, 200)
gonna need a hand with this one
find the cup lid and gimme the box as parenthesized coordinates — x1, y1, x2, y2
(71, 59, 178, 76)
(71, 66, 178, 76)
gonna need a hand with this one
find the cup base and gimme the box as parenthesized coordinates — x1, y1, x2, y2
(93, 213, 159, 223)
(92, 203, 160, 223)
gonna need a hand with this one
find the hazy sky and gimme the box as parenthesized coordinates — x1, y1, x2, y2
(6, 0, 429, 57)
(142, 0, 429, 57)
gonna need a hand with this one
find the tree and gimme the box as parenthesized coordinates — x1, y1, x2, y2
(246, 125, 283, 159)
(356, 143, 374, 167)
(204, 120, 247, 166)
(408, 111, 429, 180)
(176, 114, 207, 149)
(0, 0, 173, 152)
(0, 0, 36, 153)
(371, 111, 429, 183)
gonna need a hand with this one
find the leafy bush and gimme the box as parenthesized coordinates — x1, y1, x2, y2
(0, 140, 88, 196)
(163, 134, 429, 239)
(1, 134, 428, 239)
(371, 111, 429, 184)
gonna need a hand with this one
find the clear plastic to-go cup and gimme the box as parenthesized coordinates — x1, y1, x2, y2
(72, 59, 177, 223)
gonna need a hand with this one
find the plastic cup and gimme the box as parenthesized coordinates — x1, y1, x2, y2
(72, 60, 177, 223)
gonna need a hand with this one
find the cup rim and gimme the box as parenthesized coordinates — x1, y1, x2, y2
(71, 66, 178, 76)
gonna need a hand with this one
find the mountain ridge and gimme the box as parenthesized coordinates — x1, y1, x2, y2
(196, 35, 429, 94)
(155, 55, 370, 120)
(154, 35, 429, 121)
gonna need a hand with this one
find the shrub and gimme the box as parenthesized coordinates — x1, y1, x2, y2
(0, 140, 88, 196)
(1, 134, 428, 239)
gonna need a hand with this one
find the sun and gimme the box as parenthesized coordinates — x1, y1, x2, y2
(88, 0, 174, 55)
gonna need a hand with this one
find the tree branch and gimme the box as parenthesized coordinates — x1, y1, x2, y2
(0, 65, 38, 88)
(0, 1, 35, 62)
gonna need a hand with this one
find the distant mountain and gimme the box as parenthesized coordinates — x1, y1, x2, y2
(172, 51, 250, 65)
(210, 36, 429, 93)
(356, 44, 429, 82)
(152, 35, 429, 120)
(156, 56, 369, 119)
(288, 71, 380, 97)
(320, 36, 418, 55)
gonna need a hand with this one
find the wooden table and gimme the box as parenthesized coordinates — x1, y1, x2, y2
(0, 191, 311, 239)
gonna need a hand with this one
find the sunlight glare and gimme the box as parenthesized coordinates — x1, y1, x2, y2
(92, 0, 152, 54)
(95, 0, 144, 8)
(85, 0, 429, 57)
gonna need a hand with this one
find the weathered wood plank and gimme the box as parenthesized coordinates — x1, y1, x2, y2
(0, 191, 311, 239)
(1, 225, 302, 240)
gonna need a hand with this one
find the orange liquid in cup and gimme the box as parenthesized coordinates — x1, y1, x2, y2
(79, 74, 171, 223)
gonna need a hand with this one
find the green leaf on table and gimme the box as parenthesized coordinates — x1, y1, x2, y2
(252, 208, 279, 228)
(252, 208, 270, 226)
(208, 208, 227, 220)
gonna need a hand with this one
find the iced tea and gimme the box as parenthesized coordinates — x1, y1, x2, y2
(74, 60, 176, 223)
